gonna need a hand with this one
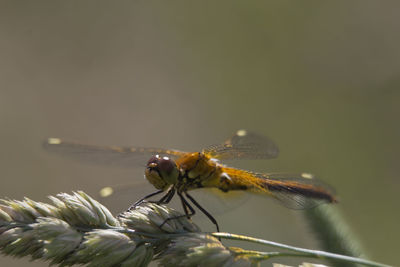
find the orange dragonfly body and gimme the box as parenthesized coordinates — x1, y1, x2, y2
(45, 130, 337, 231)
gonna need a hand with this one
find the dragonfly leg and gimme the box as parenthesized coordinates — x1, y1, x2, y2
(118, 189, 165, 218)
(130, 189, 165, 208)
(120, 188, 176, 216)
(154, 188, 175, 204)
(159, 191, 195, 229)
(185, 192, 220, 232)
(179, 191, 195, 219)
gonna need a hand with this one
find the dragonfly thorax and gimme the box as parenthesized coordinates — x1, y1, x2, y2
(144, 153, 223, 192)
(174, 152, 223, 191)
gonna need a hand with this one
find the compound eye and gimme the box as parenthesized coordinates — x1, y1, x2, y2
(147, 155, 161, 168)
(158, 156, 176, 175)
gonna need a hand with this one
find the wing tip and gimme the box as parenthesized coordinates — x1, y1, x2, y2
(236, 129, 248, 137)
(43, 138, 63, 149)
(47, 138, 62, 145)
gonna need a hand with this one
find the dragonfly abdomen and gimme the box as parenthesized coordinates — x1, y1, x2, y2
(264, 181, 337, 203)
(219, 167, 337, 208)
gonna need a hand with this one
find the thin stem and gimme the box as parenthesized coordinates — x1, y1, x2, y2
(212, 232, 391, 267)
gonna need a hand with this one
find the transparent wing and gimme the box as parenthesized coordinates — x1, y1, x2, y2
(221, 167, 337, 209)
(202, 130, 279, 160)
(188, 187, 251, 215)
(97, 182, 157, 214)
(43, 138, 186, 168)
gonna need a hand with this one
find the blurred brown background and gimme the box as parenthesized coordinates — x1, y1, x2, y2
(1, 1, 399, 266)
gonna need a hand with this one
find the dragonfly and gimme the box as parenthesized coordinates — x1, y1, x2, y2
(44, 130, 337, 231)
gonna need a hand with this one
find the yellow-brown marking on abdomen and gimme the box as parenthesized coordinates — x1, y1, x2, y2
(220, 167, 337, 203)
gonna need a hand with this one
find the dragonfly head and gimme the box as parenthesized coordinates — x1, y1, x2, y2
(145, 155, 179, 190)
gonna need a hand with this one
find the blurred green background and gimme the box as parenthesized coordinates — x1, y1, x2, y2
(1, 1, 399, 266)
